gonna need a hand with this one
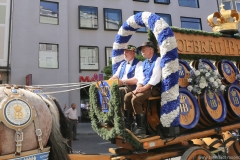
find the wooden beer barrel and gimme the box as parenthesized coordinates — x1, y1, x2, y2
(179, 89, 200, 129)
(197, 89, 227, 128)
(216, 60, 239, 85)
(228, 138, 240, 158)
(179, 60, 191, 88)
(224, 84, 240, 121)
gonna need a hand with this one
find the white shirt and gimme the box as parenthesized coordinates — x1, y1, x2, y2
(113, 60, 143, 80)
(81, 103, 85, 108)
(137, 57, 161, 86)
(65, 108, 78, 120)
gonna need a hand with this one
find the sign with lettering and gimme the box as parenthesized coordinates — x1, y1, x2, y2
(174, 32, 240, 56)
(79, 73, 104, 82)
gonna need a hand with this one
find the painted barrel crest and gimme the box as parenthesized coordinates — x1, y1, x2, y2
(179, 60, 191, 88)
(179, 89, 200, 129)
(198, 89, 227, 127)
(224, 85, 240, 121)
(217, 60, 239, 85)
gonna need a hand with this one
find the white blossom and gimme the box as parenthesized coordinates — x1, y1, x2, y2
(205, 72, 210, 77)
(194, 70, 200, 76)
(199, 83, 205, 89)
(220, 85, 226, 91)
(209, 77, 214, 82)
(187, 85, 193, 91)
(188, 78, 192, 82)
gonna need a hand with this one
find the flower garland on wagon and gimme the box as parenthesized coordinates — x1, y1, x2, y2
(186, 60, 226, 95)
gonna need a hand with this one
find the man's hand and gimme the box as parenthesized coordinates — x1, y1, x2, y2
(119, 79, 123, 86)
(67, 118, 70, 122)
(64, 104, 66, 110)
(135, 86, 148, 93)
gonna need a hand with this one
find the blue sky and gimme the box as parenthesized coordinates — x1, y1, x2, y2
(40, 1, 58, 13)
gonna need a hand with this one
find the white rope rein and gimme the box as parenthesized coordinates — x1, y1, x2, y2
(27, 82, 95, 94)
(38, 83, 92, 94)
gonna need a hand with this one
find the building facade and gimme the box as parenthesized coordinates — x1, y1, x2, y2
(4, 0, 220, 117)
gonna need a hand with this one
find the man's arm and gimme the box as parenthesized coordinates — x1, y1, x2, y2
(147, 57, 161, 86)
(109, 62, 123, 80)
(119, 61, 143, 86)
(136, 58, 161, 93)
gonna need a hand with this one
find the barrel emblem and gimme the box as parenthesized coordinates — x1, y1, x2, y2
(218, 60, 239, 84)
(179, 89, 200, 129)
(228, 87, 240, 116)
(203, 90, 226, 121)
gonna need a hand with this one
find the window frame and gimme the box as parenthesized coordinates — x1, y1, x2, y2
(134, 11, 148, 33)
(78, 5, 98, 30)
(105, 47, 113, 66)
(178, 0, 199, 8)
(79, 45, 99, 72)
(103, 8, 122, 31)
(235, 1, 240, 11)
(154, 0, 170, 4)
(133, 0, 149, 3)
(222, 0, 233, 10)
(180, 16, 202, 30)
(39, 0, 59, 25)
(155, 13, 172, 26)
(39, 43, 59, 69)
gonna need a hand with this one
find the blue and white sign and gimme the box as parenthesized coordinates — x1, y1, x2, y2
(10, 151, 49, 160)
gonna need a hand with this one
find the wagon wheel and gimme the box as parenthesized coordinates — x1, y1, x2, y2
(181, 146, 214, 160)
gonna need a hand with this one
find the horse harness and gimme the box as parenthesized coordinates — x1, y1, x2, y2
(0, 86, 43, 156)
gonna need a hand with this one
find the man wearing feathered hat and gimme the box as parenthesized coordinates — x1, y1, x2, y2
(110, 44, 143, 130)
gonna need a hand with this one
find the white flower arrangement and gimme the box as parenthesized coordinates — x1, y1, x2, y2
(236, 73, 240, 82)
(187, 60, 226, 95)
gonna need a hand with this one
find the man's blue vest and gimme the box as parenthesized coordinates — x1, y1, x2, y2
(142, 54, 158, 86)
(119, 58, 139, 79)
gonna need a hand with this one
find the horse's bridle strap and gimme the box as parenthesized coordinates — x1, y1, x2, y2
(33, 107, 44, 151)
(15, 130, 23, 155)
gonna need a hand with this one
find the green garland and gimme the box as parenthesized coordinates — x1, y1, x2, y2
(170, 26, 240, 39)
(89, 83, 143, 150)
(170, 26, 222, 37)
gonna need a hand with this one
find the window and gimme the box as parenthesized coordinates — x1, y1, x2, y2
(78, 6, 98, 29)
(39, 43, 58, 68)
(40, 1, 59, 25)
(79, 46, 99, 71)
(154, 0, 170, 4)
(155, 13, 172, 26)
(133, 0, 149, 2)
(134, 11, 148, 32)
(181, 17, 202, 30)
(222, 1, 232, 10)
(235, 1, 240, 12)
(178, 0, 199, 8)
(104, 8, 122, 30)
(0, 5, 6, 24)
(105, 47, 112, 66)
